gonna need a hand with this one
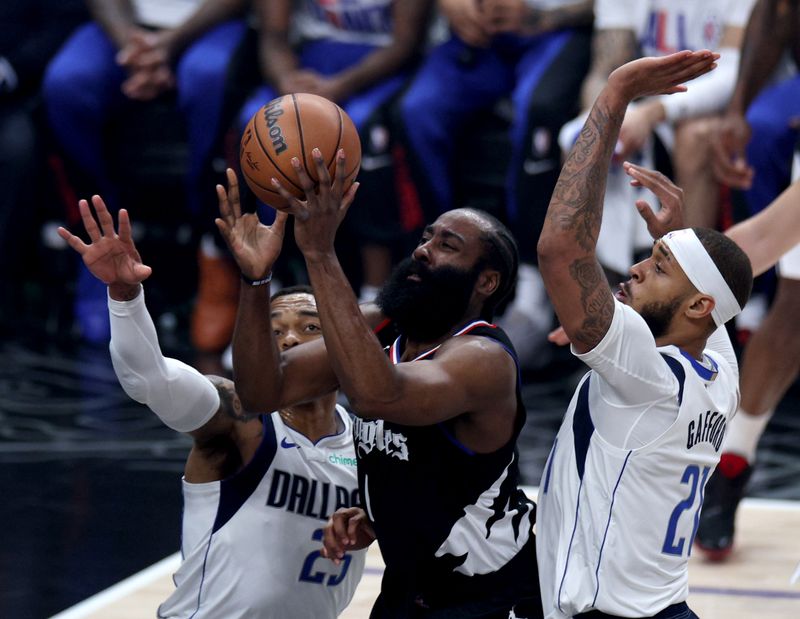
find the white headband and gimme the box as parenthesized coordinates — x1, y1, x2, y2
(661, 229, 741, 326)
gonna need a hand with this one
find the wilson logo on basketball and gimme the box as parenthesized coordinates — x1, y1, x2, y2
(263, 101, 288, 155)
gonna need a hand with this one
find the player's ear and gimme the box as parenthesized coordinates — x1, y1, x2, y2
(477, 268, 500, 298)
(685, 293, 715, 321)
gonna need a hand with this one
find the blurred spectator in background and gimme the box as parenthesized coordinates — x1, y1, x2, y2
(42, 0, 249, 345)
(0, 0, 86, 331)
(398, 0, 594, 368)
(232, 0, 433, 311)
(559, 0, 752, 279)
(698, 0, 800, 561)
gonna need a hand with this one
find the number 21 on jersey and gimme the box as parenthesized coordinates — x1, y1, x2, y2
(662, 464, 711, 557)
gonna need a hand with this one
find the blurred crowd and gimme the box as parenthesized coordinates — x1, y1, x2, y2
(2, 0, 796, 376)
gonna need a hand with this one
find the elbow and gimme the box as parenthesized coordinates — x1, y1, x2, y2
(537, 236, 561, 272)
(537, 236, 576, 290)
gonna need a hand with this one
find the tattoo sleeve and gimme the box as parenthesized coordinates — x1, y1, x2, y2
(539, 89, 626, 350)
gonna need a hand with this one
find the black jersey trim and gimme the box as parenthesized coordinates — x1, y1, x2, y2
(660, 353, 686, 406)
(212, 414, 278, 533)
(572, 376, 594, 481)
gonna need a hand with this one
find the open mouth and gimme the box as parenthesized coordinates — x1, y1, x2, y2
(615, 283, 629, 301)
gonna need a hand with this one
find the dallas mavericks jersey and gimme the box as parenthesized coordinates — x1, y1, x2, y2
(536, 302, 739, 618)
(158, 405, 366, 618)
(294, 0, 394, 46)
(355, 320, 539, 613)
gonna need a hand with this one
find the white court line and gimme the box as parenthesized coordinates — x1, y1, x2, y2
(52, 493, 800, 618)
(49, 553, 180, 619)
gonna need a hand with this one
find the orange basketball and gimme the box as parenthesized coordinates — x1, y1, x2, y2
(239, 93, 361, 210)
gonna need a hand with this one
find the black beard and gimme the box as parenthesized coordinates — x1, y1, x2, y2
(376, 257, 480, 342)
(639, 297, 682, 339)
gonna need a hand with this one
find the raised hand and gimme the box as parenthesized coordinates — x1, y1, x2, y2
(271, 148, 359, 259)
(320, 507, 375, 565)
(622, 161, 685, 238)
(607, 50, 719, 105)
(57, 196, 152, 292)
(215, 168, 288, 281)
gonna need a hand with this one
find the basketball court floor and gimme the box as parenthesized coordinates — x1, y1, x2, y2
(2, 333, 799, 618)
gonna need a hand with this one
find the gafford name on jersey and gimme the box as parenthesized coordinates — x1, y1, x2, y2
(686, 409, 727, 451)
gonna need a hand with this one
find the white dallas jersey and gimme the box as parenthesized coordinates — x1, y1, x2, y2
(158, 405, 366, 618)
(537, 301, 739, 618)
(596, 0, 754, 55)
(294, 0, 394, 46)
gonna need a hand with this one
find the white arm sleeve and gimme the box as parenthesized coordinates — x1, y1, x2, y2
(108, 289, 220, 433)
(659, 47, 741, 123)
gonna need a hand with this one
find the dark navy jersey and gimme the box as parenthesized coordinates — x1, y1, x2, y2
(355, 320, 539, 615)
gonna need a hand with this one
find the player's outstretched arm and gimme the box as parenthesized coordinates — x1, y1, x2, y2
(537, 50, 718, 353)
(215, 169, 341, 412)
(58, 199, 223, 435)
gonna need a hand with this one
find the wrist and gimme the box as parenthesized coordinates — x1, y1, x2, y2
(598, 87, 629, 114)
(109, 282, 142, 302)
(241, 271, 273, 286)
(302, 248, 337, 265)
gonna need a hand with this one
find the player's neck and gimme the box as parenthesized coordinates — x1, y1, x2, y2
(402, 310, 482, 361)
(655, 333, 707, 360)
(279, 392, 342, 443)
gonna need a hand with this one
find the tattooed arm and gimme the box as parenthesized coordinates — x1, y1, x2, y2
(185, 376, 264, 482)
(537, 51, 719, 353)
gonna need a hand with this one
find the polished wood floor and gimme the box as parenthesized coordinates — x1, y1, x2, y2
(52, 495, 800, 619)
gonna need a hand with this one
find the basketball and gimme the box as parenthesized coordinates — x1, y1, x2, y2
(239, 93, 361, 210)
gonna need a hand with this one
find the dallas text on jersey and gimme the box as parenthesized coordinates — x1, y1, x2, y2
(266, 469, 360, 520)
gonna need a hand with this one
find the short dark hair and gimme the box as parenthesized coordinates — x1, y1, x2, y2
(270, 284, 315, 302)
(462, 208, 520, 321)
(693, 228, 753, 311)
